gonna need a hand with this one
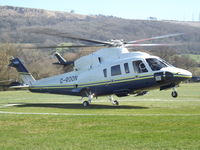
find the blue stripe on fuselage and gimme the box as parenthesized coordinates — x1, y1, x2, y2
(29, 74, 156, 96)
(31, 74, 154, 89)
(29, 73, 190, 96)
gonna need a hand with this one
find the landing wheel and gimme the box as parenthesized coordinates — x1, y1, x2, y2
(113, 100, 119, 105)
(83, 101, 90, 107)
(171, 91, 178, 98)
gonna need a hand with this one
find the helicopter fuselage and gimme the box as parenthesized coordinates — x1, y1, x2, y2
(27, 47, 192, 97)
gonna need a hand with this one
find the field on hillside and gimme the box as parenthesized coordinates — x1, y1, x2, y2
(182, 54, 200, 63)
(0, 83, 200, 150)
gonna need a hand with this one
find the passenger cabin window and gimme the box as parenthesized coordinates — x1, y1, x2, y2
(132, 60, 148, 73)
(103, 68, 107, 77)
(146, 58, 167, 71)
(124, 63, 130, 74)
(111, 65, 121, 76)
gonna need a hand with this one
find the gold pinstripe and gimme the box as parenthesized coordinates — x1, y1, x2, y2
(30, 75, 154, 90)
(29, 73, 191, 90)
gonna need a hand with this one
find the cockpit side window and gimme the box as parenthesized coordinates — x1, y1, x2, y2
(132, 60, 148, 73)
(160, 58, 173, 67)
(146, 58, 167, 71)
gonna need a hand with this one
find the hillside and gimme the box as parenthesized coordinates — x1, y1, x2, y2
(0, 5, 200, 54)
(164, 20, 200, 28)
(0, 5, 200, 86)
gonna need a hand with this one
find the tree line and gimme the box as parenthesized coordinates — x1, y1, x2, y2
(0, 44, 199, 90)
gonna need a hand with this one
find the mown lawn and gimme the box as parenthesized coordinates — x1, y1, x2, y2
(0, 83, 200, 150)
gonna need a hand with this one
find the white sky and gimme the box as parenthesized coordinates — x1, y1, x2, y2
(0, 0, 200, 21)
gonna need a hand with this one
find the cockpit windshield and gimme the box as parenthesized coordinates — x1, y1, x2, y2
(146, 58, 169, 71)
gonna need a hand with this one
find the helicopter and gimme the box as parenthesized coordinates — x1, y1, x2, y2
(8, 32, 192, 107)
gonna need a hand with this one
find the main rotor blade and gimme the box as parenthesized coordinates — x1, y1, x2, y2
(127, 33, 184, 44)
(0, 79, 15, 83)
(32, 29, 112, 46)
(18, 44, 106, 49)
(125, 43, 181, 47)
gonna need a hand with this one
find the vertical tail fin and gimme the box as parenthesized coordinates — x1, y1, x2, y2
(8, 57, 35, 85)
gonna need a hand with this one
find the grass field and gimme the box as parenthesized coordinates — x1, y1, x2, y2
(0, 83, 200, 150)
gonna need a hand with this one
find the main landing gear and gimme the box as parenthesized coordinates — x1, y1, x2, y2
(83, 101, 90, 107)
(171, 87, 178, 98)
(82, 91, 94, 107)
(81, 91, 119, 107)
(109, 95, 119, 105)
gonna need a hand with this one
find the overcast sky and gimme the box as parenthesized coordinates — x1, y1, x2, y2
(1, 0, 200, 21)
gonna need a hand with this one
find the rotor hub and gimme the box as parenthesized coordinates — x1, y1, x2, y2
(109, 39, 124, 47)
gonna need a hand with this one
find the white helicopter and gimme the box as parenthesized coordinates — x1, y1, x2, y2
(9, 33, 192, 106)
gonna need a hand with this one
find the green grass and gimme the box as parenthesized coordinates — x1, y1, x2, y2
(0, 83, 200, 150)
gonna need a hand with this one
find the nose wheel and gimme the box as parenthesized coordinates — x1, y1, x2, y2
(171, 91, 178, 98)
(113, 100, 119, 105)
(171, 87, 178, 98)
(109, 95, 119, 105)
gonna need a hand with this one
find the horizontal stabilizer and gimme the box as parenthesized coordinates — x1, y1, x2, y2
(54, 52, 74, 66)
(9, 85, 30, 90)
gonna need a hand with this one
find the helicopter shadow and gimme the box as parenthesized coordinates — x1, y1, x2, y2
(16, 103, 149, 109)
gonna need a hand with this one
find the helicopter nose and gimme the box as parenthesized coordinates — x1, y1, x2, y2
(174, 68, 192, 81)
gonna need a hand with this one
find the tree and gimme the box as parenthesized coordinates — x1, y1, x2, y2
(149, 47, 177, 62)
(171, 55, 198, 70)
(0, 44, 19, 90)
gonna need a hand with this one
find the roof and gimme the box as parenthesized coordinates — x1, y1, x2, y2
(74, 47, 151, 71)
